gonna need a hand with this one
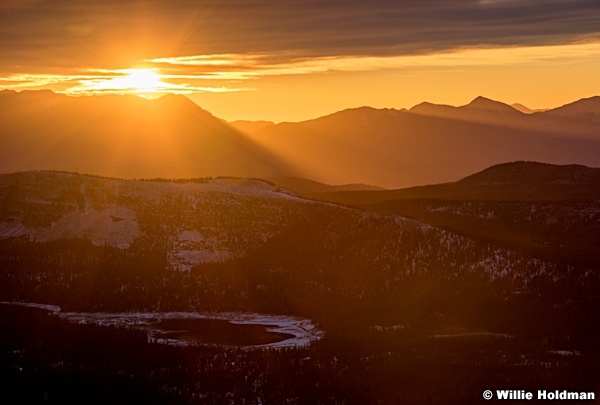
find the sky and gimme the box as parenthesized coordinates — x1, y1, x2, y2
(1, 0, 600, 122)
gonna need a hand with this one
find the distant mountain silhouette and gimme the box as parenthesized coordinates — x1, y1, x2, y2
(0, 90, 295, 179)
(252, 97, 600, 187)
(511, 103, 535, 114)
(229, 120, 275, 134)
(1, 91, 600, 187)
(410, 96, 523, 122)
(464, 96, 521, 113)
(540, 96, 600, 122)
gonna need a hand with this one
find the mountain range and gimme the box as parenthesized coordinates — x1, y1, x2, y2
(1, 90, 599, 188)
(252, 96, 600, 187)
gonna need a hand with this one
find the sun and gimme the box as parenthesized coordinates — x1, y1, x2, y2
(63, 67, 180, 97)
(122, 69, 162, 93)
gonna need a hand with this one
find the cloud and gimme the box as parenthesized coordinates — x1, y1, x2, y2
(0, 70, 252, 95)
(1, 0, 599, 93)
(149, 41, 600, 79)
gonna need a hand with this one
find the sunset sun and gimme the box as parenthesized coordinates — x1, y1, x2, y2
(72, 68, 167, 96)
(123, 69, 162, 92)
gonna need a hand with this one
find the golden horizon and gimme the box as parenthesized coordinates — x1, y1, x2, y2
(1, 1, 599, 122)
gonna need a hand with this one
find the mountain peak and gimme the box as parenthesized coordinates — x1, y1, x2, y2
(464, 96, 517, 113)
(408, 101, 455, 115)
(511, 103, 534, 114)
(155, 93, 207, 111)
(318, 106, 403, 123)
(470, 95, 494, 103)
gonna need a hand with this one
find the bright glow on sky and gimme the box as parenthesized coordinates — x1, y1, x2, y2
(1, 0, 599, 122)
(1, 40, 599, 120)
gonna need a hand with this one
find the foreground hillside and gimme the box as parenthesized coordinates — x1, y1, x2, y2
(1, 170, 598, 403)
(0, 170, 597, 330)
(305, 162, 600, 264)
(0, 171, 310, 271)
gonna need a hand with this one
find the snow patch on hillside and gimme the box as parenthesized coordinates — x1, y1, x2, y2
(37, 207, 141, 248)
(0, 221, 30, 239)
(121, 178, 305, 202)
(168, 249, 236, 271)
(168, 229, 238, 270)
(179, 230, 204, 243)
(0, 206, 141, 248)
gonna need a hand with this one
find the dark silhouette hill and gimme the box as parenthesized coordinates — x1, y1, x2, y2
(305, 161, 600, 204)
(302, 161, 600, 264)
(0, 90, 294, 179)
(458, 161, 600, 188)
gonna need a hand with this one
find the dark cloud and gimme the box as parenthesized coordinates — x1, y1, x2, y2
(1, 0, 599, 72)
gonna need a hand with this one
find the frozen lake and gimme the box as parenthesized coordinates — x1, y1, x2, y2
(1, 302, 324, 348)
